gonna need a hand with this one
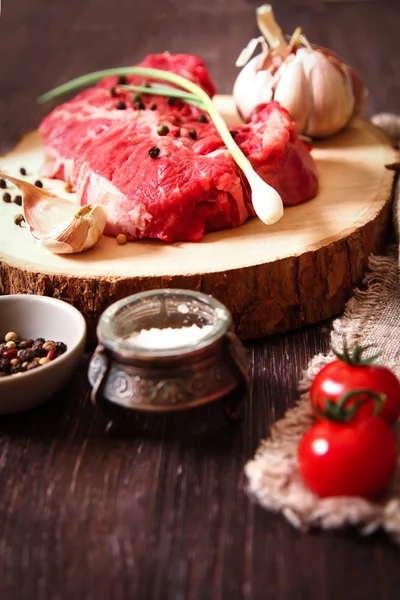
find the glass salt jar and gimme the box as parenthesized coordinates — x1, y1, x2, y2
(88, 289, 250, 429)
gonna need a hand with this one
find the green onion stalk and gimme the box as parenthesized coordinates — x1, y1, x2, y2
(39, 67, 284, 225)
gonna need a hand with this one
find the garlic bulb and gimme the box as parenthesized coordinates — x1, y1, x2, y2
(234, 4, 366, 138)
(0, 173, 107, 253)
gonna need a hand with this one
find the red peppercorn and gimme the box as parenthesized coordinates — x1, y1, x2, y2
(47, 350, 56, 360)
(3, 349, 17, 359)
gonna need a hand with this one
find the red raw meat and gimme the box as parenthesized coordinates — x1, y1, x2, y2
(39, 53, 318, 242)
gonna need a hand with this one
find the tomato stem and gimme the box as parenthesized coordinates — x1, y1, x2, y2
(332, 342, 381, 367)
(316, 388, 386, 423)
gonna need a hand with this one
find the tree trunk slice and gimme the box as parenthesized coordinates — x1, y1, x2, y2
(0, 96, 397, 340)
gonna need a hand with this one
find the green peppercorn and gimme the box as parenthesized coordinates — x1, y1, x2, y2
(148, 146, 160, 159)
(157, 124, 170, 136)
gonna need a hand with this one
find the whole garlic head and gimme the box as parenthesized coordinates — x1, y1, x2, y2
(234, 5, 366, 138)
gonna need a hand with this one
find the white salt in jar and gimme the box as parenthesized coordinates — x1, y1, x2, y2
(88, 289, 249, 429)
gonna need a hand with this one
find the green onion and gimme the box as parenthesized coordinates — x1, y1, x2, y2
(38, 67, 283, 225)
(118, 84, 206, 109)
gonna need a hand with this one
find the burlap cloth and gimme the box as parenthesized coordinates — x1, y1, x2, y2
(245, 114, 400, 544)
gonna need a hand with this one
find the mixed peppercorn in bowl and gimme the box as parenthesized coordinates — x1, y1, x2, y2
(0, 294, 86, 414)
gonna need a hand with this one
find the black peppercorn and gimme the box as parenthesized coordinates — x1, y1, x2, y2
(2, 192, 11, 203)
(35, 180, 43, 188)
(116, 101, 126, 110)
(118, 75, 127, 85)
(167, 97, 176, 106)
(19, 167, 27, 176)
(157, 124, 170, 136)
(55, 341, 67, 354)
(134, 101, 145, 111)
(14, 195, 22, 206)
(148, 146, 160, 159)
(110, 87, 118, 97)
(0, 179, 7, 189)
(188, 129, 197, 140)
(150, 103, 157, 111)
(197, 114, 208, 123)
(230, 130, 239, 138)
(14, 214, 25, 226)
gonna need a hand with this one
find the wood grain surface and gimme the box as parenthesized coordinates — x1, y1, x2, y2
(1, 1, 400, 599)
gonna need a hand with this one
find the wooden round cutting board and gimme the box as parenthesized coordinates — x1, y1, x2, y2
(0, 96, 397, 339)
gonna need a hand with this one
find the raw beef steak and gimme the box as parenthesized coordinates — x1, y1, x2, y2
(39, 53, 318, 242)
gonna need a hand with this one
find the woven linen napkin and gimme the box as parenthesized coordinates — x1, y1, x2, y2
(245, 114, 400, 544)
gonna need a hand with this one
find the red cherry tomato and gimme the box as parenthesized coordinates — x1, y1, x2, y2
(298, 417, 398, 498)
(310, 360, 400, 424)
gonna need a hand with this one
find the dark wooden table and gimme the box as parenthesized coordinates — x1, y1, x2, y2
(1, 1, 400, 598)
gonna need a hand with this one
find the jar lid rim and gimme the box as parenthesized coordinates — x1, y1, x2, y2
(97, 289, 232, 359)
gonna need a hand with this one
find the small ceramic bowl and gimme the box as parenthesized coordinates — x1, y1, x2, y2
(0, 294, 86, 414)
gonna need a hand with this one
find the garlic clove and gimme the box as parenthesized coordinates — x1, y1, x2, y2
(300, 49, 355, 138)
(233, 53, 275, 121)
(0, 173, 107, 254)
(273, 53, 312, 135)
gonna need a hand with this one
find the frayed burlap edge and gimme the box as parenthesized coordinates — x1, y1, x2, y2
(245, 115, 400, 544)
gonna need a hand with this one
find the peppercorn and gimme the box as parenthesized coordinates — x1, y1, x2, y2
(14, 214, 25, 226)
(19, 167, 27, 175)
(26, 361, 39, 371)
(6, 334, 18, 343)
(116, 233, 127, 245)
(55, 341, 67, 354)
(131, 93, 142, 103)
(230, 130, 239, 138)
(110, 87, 118, 97)
(118, 75, 127, 85)
(42, 341, 56, 352)
(150, 103, 157, 111)
(188, 129, 197, 140)
(167, 97, 176, 106)
(19, 349, 35, 362)
(0, 179, 6, 189)
(116, 101, 126, 110)
(148, 146, 160, 159)
(2, 192, 11, 203)
(134, 100, 145, 111)
(14, 195, 22, 206)
(157, 124, 170, 136)
(197, 114, 208, 123)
